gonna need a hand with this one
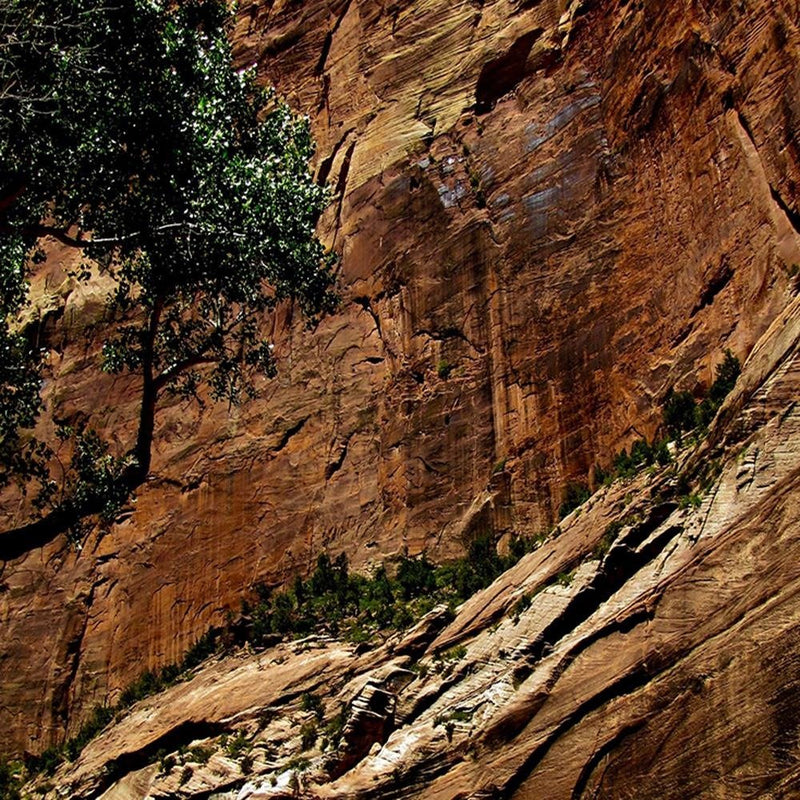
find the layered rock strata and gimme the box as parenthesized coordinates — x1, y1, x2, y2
(2, 0, 800, 758)
(24, 290, 800, 798)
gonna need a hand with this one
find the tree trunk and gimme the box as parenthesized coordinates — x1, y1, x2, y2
(124, 298, 162, 488)
(1, 299, 164, 560)
(0, 507, 79, 561)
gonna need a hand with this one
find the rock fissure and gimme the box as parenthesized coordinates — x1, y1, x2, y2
(270, 416, 310, 455)
(315, 0, 353, 77)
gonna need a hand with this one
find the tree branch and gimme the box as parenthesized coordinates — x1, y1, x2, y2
(0, 222, 91, 247)
(154, 354, 217, 391)
(0, 220, 205, 248)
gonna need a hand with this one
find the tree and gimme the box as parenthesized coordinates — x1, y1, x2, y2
(0, 238, 48, 495)
(0, 0, 336, 552)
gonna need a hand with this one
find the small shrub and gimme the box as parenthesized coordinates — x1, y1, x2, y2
(593, 463, 612, 487)
(663, 389, 697, 438)
(323, 709, 347, 750)
(301, 692, 324, 721)
(344, 622, 372, 644)
(556, 571, 574, 587)
(679, 493, 703, 510)
(592, 520, 624, 559)
(187, 745, 214, 764)
(709, 349, 741, 404)
(510, 593, 532, 622)
(396, 555, 436, 600)
(179, 629, 219, 672)
(392, 603, 414, 629)
(239, 753, 254, 773)
(559, 482, 590, 519)
(300, 721, 318, 751)
(285, 756, 310, 772)
(158, 752, 176, 775)
(436, 359, 453, 379)
(440, 644, 467, 662)
(409, 661, 429, 678)
(492, 458, 507, 475)
(225, 733, 250, 760)
(0, 759, 23, 800)
(508, 532, 533, 560)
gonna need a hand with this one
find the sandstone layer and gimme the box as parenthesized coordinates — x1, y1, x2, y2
(2, 0, 800, 762)
(23, 288, 800, 799)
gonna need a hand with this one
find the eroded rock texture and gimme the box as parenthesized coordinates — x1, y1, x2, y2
(2, 0, 800, 776)
(22, 293, 800, 799)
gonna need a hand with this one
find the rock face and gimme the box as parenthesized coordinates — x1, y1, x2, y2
(2, 0, 800, 769)
(21, 295, 800, 798)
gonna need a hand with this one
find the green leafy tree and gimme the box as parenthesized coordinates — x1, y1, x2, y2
(558, 481, 590, 519)
(0, 0, 336, 551)
(662, 388, 697, 438)
(708, 349, 741, 404)
(0, 240, 48, 495)
(396, 553, 436, 600)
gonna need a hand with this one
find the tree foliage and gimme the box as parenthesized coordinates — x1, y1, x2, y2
(0, 0, 336, 531)
(0, 239, 46, 492)
(663, 349, 741, 438)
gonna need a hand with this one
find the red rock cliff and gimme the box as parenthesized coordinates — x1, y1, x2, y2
(1, 0, 799, 758)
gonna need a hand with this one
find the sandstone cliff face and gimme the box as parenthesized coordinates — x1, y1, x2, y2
(2, 0, 800, 764)
(22, 291, 800, 799)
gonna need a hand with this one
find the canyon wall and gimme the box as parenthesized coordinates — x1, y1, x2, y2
(2, 0, 800, 757)
(25, 274, 800, 800)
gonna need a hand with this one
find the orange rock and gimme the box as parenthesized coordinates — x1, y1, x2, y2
(2, 0, 800, 767)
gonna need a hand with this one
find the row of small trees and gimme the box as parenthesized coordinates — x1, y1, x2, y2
(18, 538, 541, 781)
(245, 539, 534, 644)
(561, 349, 742, 518)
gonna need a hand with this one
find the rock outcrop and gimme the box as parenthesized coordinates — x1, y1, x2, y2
(2, 0, 800, 771)
(20, 292, 800, 798)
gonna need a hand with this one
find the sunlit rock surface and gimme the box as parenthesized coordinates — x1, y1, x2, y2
(2, 0, 800, 783)
(24, 296, 800, 797)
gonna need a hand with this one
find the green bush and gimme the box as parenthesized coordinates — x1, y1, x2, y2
(556, 571, 574, 587)
(663, 389, 697, 438)
(559, 482, 590, 519)
(158, 752, 176, 775)
(285, 756, 310, 773)
(396, 554, 436, 600)
(0, 759, 23, 800)
(300, 721, 318, 751)
(679, 492, 703, 509)
(592, 520, 624, 559)
(439, 645, 467, 662)
(301, 692, 324, 721)
(664, 349, 741, 437)
(323, 709, 347, 750)
(511, 593, 532, 621)
(709, 349, 741, 404)
(188, 745, 214, 764)
(225, 733, 250, 760)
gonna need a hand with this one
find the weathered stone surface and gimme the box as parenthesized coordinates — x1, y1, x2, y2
(3, 0, 800, 770)
(22, 298, 800, 798)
